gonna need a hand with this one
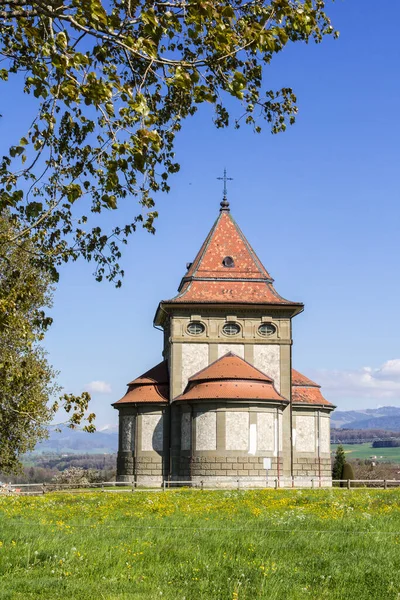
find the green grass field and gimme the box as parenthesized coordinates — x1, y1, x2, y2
(1, 489, 400, 599)
(332, 442, 400, 462)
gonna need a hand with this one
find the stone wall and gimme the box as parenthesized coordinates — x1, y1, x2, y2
(189, 455, 283, 479)
(135, 456, 166, 486)
(292, 457, 332, 479)
(116, 406, 167, 485)
(253, 345, 281, 392)
(218, 344, 245, 359)
(181, 343, 208, 393)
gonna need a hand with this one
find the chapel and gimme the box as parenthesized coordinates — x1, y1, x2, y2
(113, 191, 335, 487)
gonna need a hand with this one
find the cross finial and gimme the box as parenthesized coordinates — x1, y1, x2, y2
(217, 168, 233, 211)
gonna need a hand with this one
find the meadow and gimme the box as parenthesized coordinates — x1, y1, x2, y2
(1, 489, 400, 599)
(332, 442, 400, 462)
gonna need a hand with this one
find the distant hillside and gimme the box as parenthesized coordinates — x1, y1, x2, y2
(33, 425, 118, 454)
(331, 406, 400, 430)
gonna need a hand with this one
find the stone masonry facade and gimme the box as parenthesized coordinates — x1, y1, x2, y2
(113, 200, 335, 487)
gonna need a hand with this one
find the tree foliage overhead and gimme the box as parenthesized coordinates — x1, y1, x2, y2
(0, 0, 337, 285)
(0, 1, 337, 470)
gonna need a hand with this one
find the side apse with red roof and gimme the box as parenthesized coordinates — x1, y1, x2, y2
(113, 361, 169, 406)
(291, 368, 335, 409)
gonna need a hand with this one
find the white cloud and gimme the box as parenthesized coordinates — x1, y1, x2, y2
(312, 359, 400, 401)
(375, 359, 400, 381)
(85, 380, 112, 394)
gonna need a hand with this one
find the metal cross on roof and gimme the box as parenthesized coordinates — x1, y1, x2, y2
(217, 168, 233, 211)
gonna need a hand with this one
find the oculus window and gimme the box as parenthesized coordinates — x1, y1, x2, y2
(187, 322, 205, 335)
(222, 323, 241, 336)
(222, 256, 235, 268)
(258, 323, 276, 336)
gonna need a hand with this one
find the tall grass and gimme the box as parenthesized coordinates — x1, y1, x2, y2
(1, 489, 400, 599)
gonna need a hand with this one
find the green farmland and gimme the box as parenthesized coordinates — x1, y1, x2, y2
(332, 442, 400, 462)
(1, 489, 400, 599)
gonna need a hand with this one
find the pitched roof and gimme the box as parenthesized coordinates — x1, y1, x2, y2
(113, 360, 169, 406)
(291, 369, 320, 388)
(189, 352, 274, 383)
(155, 207, 303, 316)
(175, 352, 288, 403)
(291, 368, 334, 408)
(127, 361, 169, 386)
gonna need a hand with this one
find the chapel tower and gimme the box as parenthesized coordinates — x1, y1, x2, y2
(113, 193, 335, 487)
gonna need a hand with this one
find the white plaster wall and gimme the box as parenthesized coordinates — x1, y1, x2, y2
(181, 412, 191, 451)
(226, 412, 249, 451)
(196, 411, 216, 451)
(296, 415, 316, 453)
(121, 415, 135, 452)
(142, 414, 163, 452)
(320, 417, 330, 454)
(257, 412, 274, 452)
(218, 344, 245, 359)
(181, 343, 209, 393)
(253, 345, 281, 391)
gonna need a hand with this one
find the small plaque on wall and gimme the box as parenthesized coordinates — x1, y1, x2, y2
(263, 457, 272, 470)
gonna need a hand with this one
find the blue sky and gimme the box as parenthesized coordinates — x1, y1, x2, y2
(2, 0, 400, 426)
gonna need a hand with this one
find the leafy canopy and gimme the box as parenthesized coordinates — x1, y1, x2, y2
(0, 0, 337, 285)
(0, 213, 94, 473)
(0, 2, 337, 469)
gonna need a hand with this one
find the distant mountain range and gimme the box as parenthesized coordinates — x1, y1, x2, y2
(331, 406, 400, 431)
(33, 424, 118, 454)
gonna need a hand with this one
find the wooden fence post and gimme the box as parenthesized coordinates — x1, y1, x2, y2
(347, 479, 351, 490)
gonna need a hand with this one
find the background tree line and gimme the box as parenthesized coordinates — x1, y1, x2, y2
(0, 453, 117, 483)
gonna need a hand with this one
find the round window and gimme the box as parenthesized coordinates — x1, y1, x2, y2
(258, 323, 276, 337)
(222, 322, 241, 336)
(187, 322, 205, 335)
(222, 256, 235, 268)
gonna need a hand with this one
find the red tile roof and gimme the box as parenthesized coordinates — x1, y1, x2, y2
(291, 369, 320, 388)
(127, 361, 169, 386)
(291, 368, 334, 408)
(113, 360, 169, 406)
(155, 209, 303, 317)
(113, 359, 334, 410)
(175, 352, 288, 404)
(189, 352, 274, 383)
